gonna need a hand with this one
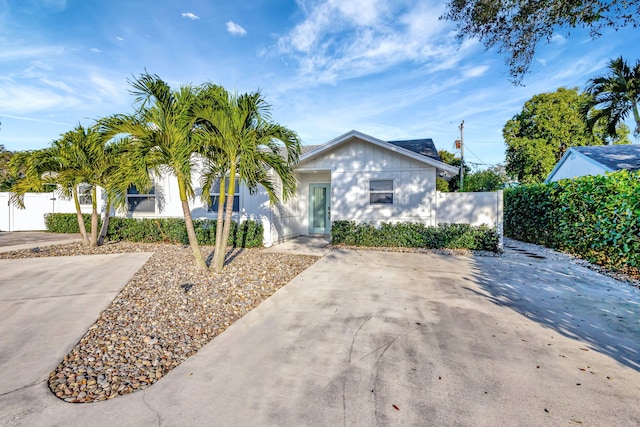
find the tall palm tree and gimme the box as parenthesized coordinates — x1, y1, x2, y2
(10, 124, 111, 247)
(194, 85, 301, 272)
(583, 56, 640, 139)
(102, 73, 208, 271)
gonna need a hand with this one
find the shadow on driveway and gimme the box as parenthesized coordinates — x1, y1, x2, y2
(468, 250, 640, 371)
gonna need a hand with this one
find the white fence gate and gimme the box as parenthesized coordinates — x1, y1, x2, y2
(0, 192, 82, 232)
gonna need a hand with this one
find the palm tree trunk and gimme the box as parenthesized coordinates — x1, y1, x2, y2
(212, 177, 226, 272)
(73, 187, 90, 246)
(98, 197, 111, 246)
(89, 186, 99, 247)
(214, 167, 236, 273)
(178, 177, 208, 272)
(633, 103, 640, 135)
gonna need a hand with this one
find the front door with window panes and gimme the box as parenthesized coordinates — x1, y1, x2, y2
(309, 183, 331, 234)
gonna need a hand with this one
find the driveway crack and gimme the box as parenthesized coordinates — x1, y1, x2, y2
(0, 378, 47, 397)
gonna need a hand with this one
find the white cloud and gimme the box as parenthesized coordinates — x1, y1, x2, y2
(88, 74, 127, 101)
(0, 45, 65, 61)
(226, 21, 247, 36)
(182, 12, 200, 20)
(274, 0, 464, 85)
(116, 36, 124, 41)
(463, 65, 490, 78)
(89, 48, 102, 53)
(0, 83, 81, 114)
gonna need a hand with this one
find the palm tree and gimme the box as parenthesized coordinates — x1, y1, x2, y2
(101, 73, 208, 271)
(9, 124, 111, 247)
(194, 85, 301, 272)
(94, 135, 151, 245)
(583, 56, 640, 139)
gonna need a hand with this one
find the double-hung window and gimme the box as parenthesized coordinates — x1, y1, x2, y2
(369, 179, 394, 204)
(127, 184, 156, 213)
(78, 184, 92, 205)
(210, 177, 240, 212)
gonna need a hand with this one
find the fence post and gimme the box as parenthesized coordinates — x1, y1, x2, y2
(496, 190, 504, 251)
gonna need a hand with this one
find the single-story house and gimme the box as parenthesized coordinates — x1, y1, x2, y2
(136, 130, 459, 245)
(545, 144, 640, 183)
(2, 130, 504, 244)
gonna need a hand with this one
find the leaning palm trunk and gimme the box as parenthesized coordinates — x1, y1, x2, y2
(214, 168, 237, 273)
(97, 198, 111, 245)
(89, 186, 99, 247)
(178, 178, 208, 272)
(72, 187, 90, 246)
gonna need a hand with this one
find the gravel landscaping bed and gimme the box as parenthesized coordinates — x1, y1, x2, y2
(0, 242, 318, 403)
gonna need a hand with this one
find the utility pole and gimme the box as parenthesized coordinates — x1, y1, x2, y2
(458, 120, 464, 192)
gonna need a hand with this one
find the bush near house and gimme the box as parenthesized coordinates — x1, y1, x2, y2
(331, 221, 500, 252)
(44, 214, 263, 248)
(504, 170, 640, 273)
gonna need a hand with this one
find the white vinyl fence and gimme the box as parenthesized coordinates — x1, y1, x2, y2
(0, 192, 87, 232)
(436, 190, 504, 249)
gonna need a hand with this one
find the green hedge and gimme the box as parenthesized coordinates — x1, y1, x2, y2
(44, 214, 263, 248)
(504, 170, 640, 271)
(331, 221, 500, 251)
(45, 213, 97, 234)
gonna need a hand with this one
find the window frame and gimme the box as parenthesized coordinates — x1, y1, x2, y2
(209, 177, 241, 213)
(369, 179, 394, 205)
(126, 183, 156, 214)
(78, 184, 92, 205)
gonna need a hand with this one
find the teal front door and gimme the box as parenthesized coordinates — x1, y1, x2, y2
(309, 183, 330, 234)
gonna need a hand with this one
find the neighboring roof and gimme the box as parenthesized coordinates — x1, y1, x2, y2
(571, 144, 640, 172)
(387, 139, 442, 162)
(298, 130, 458, 177)
(545, 144, 640, 183)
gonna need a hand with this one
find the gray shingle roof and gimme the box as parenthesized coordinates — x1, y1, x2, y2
(573, 144, 640, 172)
(386, 139, 442, 162)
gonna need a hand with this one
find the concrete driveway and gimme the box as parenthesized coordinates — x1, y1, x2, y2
(0, 231, 80, 252)
(1, 247, 639, 426)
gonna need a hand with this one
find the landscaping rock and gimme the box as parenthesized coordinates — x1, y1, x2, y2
(1, 241, 317, 403)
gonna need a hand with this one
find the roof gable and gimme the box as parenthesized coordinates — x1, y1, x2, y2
(299, 130, 458, 176)
(572, 145, 640, 172)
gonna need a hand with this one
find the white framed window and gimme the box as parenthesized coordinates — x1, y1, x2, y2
(78, 184, 92, 205)
(127, 184, 156, 213)
(210, 177, 240, 212)
(369, 179, 394, 204)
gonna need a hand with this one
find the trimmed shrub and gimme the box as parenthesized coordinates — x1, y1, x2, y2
(44, 213, 98, 234)
(504, 170, 640, 271)
(45, 214, 263, 248)
(331, 220, 500, 251)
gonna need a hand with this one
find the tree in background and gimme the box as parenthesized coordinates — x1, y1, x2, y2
(436, 150, 469, 192)
(582, 56, 640, 138)
(441, 0, 639, 83)
(0, 145, 14, 191)
(504, 87, 630, 184)
(464, 165, 508, 192)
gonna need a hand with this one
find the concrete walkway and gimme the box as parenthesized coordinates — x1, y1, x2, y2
(1, 247, 639, 426)
(264, 235, 332, 257)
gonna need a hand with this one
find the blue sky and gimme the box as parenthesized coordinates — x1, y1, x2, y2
(1, 0, 638, 168)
